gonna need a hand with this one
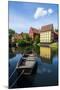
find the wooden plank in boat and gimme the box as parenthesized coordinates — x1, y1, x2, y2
(23, 54, 36, 57)
(23, 57, 36, 61)
(17, 60, 36, 69)
(26, 57, 36, 61)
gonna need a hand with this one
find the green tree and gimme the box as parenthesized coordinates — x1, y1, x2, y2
(21, 33, 32, 42)
(16, 39, 26, 46)
(9, 29, 15, 36)
(34, 35, 40, 44)
(9, 29, 16, 46)
(25, 34, 31, 41)
(55, 29, 58, 32)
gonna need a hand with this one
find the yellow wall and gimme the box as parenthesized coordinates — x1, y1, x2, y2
(40, 31, 51, 43)
(40, 47, 51, 59)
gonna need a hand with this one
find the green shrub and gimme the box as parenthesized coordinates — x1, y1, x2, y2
(17, 40, 26, 46)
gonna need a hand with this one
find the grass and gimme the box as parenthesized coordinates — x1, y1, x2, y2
(50, 42, 58, 55)
(50, 42, 58, 48)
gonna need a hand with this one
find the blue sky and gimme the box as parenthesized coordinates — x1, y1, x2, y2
(8, 1, 58, 33)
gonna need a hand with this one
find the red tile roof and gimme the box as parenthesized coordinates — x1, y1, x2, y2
(40, 24, 54, 32)
(29, 27, 40, 34)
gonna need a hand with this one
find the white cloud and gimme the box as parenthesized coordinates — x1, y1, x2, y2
(34, 7, 47, 19)
(34, 7, 53, 19)
(48, 8, 53, 14)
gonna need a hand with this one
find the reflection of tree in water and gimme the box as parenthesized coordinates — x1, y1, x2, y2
(15, 45, 33, 54)
(33, 45, 40, 56)
(9, 47, 16, 59)
(9, 45, 40, 58)
(9, 45, 58, 63)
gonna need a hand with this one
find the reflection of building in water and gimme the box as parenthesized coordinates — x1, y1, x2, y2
(40, 46, 52, 64)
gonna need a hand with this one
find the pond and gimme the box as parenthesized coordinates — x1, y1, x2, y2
(9, 45, 58, 88)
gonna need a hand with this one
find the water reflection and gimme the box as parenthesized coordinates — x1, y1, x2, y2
(9, 45, 58, 88)
(40, 46, 55, 64)
(9, 47, 16, 59)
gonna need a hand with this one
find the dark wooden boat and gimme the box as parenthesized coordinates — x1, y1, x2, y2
(16, 54, 37, 75)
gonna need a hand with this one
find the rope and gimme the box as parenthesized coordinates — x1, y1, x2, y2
(10, 70, 24, 88)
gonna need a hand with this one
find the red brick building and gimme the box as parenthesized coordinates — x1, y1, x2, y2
(29, 27, 40, 40)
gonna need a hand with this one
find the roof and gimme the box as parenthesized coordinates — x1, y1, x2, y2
(29, 27, 40, 34)
(54, 31, 58, 35)
(40, 24, 54, 32)
(13, 33, 23, 39)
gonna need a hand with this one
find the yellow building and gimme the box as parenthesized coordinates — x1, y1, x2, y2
(40, 24, 54, 43)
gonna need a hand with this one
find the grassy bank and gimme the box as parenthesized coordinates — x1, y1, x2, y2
(50, 42, 58, 49)
(50, 42, 58, 55)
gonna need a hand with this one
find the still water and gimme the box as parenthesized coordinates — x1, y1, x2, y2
(9, 45, 58, 88)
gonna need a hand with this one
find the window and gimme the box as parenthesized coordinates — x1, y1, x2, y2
(40, 31, 51, 43)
